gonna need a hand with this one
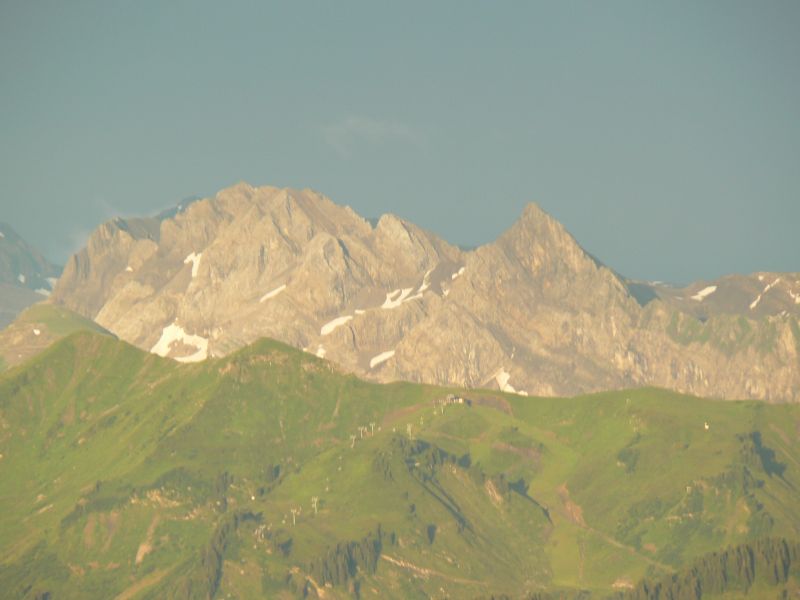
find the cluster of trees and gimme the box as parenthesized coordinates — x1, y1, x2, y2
(397, 437, 471, 477)
(59, 480, 132, 530)
(738, 431, 786, 479)
(168, 510, 262, 599)
(210, 470, 233, 513)
(0, 542, 68, 600)
(305, 524, 389, 588)
(372, 448, 395, 481)
(477, 539, 800, 600)
(371, 435, 470, 484)
(622, 537, 800, 600)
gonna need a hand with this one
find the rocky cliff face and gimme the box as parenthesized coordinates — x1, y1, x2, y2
(50, 183, 800, 401)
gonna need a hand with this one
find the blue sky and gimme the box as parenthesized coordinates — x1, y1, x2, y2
(1, 1, 798, 283)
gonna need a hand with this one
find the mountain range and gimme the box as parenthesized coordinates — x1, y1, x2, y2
(1, 183, 799, 598)
(0, 222, 61, 329)
(28, 182, 799, 402)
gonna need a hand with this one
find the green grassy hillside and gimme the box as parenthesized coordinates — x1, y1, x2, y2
(0, 332, 798, 599)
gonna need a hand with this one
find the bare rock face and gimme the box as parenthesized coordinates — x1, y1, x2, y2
(51, 183, 800, 401)
(629, 273, 800, 320)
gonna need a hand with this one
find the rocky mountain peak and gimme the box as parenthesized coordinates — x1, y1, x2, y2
(44, 183, 800, 402)
(492, 202, 601, 280)
(517, 201, 552, 225)
(0, 222, 60, 291)
(0, 222, 62, 328)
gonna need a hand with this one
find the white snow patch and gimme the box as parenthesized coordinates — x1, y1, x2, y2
(382, 282, 430, 309)
(691, 285, 717, 302)
(495, 369, 517, 393)
(150, 323, 209, 363)
(125, 266, 133, 272)
(183, 252, 202, 278)
(442, 288, 450, 297)
(315, 345, 326, 359)
(321, 315, 353, 336)
(354, 309, 366, 315)
(46, 277, 58, 288)
(259, 284, 286, 303)
(17, 274, 25, 284)
(370, 350, 395, 369)
(35, 288, 50, 297)
(758, 274, 765, 281)
(381, 288, 414, 309)
(33, 329, 41, 336)
(418, 268, 434, 293)
(451, 266, 465, 280)
(494, 368, 528, 396)
(789, 290, 800, 305)
(750, 277, 781, 310)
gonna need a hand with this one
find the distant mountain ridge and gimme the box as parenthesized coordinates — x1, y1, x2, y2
(0, 222, 61, 328)
(48, 182, 800, 401)
(0, 222, 60, 290)
(631, 273, 800, 319)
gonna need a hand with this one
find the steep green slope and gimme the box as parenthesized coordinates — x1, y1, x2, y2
(0, 333, 798, 599)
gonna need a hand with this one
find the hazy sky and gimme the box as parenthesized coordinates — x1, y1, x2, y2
(1, 1, 798, 283)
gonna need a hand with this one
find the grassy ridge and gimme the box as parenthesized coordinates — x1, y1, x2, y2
(0, 332, 798, 598)
(0, 302, 112, 372)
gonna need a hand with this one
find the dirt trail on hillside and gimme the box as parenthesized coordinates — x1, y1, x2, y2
(557, 484, 586, 526)
(114, 568, 170, 600)
(135, 515, 160, 565)
(553, 483, 673, 573)
(381, 555, 487, 587)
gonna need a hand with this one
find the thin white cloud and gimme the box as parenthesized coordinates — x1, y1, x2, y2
(66, 226, 92, 258)
(323, 116, 421, 158)
(62, 196, 140, 259)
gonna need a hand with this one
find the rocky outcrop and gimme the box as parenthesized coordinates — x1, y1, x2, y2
(50, 183, 800, 401)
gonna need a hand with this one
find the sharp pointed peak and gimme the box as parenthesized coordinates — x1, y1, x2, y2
(493, 199, 599, 272)
(517, 201, 556, 223)
(225, 180, 257, 194)
(501, 201, 564, 240)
